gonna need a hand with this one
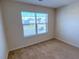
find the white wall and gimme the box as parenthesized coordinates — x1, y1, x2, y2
(0, 3, 8, 59)
(2, 1, 55, 51)
(56, 2, 79, 48)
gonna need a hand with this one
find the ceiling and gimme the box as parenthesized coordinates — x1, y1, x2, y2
(13, 0, 78, 8)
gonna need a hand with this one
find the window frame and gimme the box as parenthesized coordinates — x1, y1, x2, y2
(21, 11, 48, 37)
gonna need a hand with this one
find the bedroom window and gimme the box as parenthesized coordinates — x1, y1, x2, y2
(21, 11, 48, 37)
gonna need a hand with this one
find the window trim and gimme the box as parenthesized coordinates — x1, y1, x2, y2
(21, 11, 48, 37)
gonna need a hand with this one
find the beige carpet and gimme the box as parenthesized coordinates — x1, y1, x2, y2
(8, 39, 79, 59)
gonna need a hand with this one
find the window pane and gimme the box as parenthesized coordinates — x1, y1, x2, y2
(36, 13, 48, 23)
(21, 11, 48, 37)
(21, 11, 35, 24)
(21, 11, 36, 37)
(37, 24, 47, 34)
(23, 24, 36, 37)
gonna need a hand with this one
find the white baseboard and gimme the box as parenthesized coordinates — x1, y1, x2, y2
(55, 36, 79, 48)
(9, 38, 54, 51)
(9, 36, 79, 52)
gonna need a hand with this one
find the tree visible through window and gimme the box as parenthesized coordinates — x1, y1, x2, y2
(21, 11, 48, 37)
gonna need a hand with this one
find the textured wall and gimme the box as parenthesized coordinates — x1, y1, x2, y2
(2, 1, 55, 51)
(0, 3, 8, 59)
(56, 2, 79, 48)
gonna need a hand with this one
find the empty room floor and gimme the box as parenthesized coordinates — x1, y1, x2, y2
(8, 39, 79, 59)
